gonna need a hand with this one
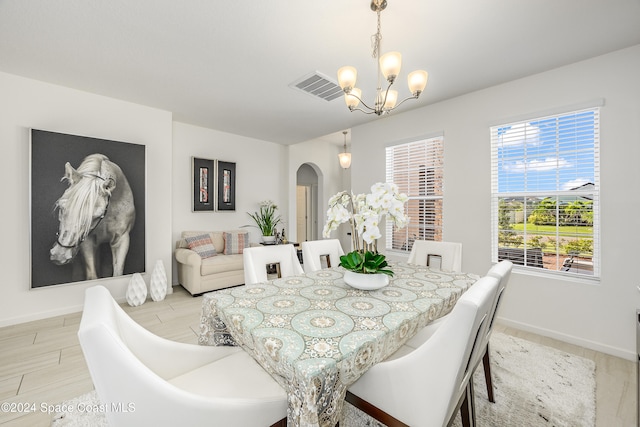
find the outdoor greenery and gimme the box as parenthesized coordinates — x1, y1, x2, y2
(498, 197, 594, 259)
(511, 224, 593, 235)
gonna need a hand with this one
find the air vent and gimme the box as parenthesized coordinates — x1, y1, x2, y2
(289, 72, 343, 102)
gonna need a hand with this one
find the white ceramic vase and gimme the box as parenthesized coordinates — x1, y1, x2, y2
(150, 260, 167, 302)
(262, 235, 276, 244)
(343, 270, 390, 290)
(126, 272, 147, 306)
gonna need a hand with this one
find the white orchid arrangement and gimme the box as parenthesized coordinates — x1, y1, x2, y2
(323, 183, 409, 275)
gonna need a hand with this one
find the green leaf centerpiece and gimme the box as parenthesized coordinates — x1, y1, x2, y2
(339, 250, 394, 276)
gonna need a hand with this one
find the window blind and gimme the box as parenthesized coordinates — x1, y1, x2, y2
(490, 108, 600, 279)
(385, 137, 444, 252)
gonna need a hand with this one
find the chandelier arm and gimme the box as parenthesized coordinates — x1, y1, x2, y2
(349, 107, 378, 115)
(391, 94, 420, 110)
(346, 91, 378, 113)
(379, 79, 394, 111)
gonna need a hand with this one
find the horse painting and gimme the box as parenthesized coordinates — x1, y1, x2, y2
(49, 153, 136, 280)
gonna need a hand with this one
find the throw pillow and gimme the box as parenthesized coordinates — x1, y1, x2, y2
(224, 232, 248, 255)
(185, 234, 217, 258)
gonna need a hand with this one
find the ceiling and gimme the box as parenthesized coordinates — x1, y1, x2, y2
(1, 1, 639, 146)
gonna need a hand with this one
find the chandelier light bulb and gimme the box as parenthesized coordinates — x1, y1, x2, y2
(337, 66, 358, 91)
(338, 152, 352, 169)
(345, 87, 362, 109)
(380, 52, 402, 83)
(408, 70, 428, 96)
(383, 90, 398, 109)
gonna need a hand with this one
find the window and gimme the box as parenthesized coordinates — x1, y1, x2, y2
(491, 108, 600, 279)
(385, 137, 444, 252)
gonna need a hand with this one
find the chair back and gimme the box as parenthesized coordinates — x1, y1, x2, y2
(301, 239, 345, 273)
(346, 275, 499, 427)
(439, 276, 499, 425)
(407, 240, 463, 272)
(78, 286, 288, 427)
(485, 260, 514, 336)
(78, 286, 183, 426)
(243, 244, 304, 285)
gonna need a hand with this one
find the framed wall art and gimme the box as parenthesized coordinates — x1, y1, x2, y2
(30, 129, 146, 289)
(216, 160, 236, 211)
(192, 157, 215, 212)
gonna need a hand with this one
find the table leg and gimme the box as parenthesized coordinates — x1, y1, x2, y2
(269, 418, 287, 427)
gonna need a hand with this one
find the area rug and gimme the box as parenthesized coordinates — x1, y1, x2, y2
(52, 333, 596, 427)
(343, 332, 596, 427)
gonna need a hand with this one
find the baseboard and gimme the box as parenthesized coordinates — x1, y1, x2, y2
(498, 317, 635, 361)
(0, 304, 85, 328)
(0, 286, 176, 328)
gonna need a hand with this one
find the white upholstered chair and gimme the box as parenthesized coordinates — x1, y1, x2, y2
(404, 260, 513, 406)
(481, 260, 514, 402)
(242, 244, 304, 285)
(346, 275, 500, 427)
(301, 239, 345, 273)
(407, 240, 463, 272)
(78, 286, 288, 427)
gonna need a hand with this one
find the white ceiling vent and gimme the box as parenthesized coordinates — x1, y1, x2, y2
(289, 72, 343, 102)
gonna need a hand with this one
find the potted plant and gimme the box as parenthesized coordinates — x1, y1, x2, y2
(248, 200, 282, 243)
(323, 183, 409, 289)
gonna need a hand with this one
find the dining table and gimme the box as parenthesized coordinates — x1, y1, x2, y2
(198, 262, 480, 427)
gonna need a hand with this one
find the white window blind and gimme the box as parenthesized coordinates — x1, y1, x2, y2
(385, 137, 444, 252)
(490, 108, 600, 279)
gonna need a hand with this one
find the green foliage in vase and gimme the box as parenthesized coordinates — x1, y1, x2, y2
(339, 250, 394, 276)
(247, 200, 281, 236)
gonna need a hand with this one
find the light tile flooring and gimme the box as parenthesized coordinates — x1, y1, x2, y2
(0, 285, 636, 426)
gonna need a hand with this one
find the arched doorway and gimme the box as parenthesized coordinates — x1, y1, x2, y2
(296, 163, 319, 242)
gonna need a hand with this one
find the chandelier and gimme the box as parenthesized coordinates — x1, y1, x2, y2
(338, 131, 351, 169)
(337, 0, 428, 116)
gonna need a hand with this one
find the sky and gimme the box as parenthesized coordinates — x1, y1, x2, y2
(494, 110, 597, 194)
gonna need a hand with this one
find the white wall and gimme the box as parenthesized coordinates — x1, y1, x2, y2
(0, 71, 173, 327)
(3, 45, 638, 360)
(350, 45, 640, 359)
(171, 122, 287, 284)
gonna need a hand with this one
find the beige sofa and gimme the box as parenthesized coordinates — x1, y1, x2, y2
(175, 230, 247, 296)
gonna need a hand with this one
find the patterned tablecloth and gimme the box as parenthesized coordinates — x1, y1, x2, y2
(198, 262, 479, 427)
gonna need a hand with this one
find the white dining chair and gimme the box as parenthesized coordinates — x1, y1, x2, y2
(243, 244, 304, 285)
(481, 259, 514, 402)
(301, 239, 345, 273)
(346, 275, 500, 427)
(77, 285, 288, 427)
(407, 240, 463, 272)
(403, 260, 513, 406)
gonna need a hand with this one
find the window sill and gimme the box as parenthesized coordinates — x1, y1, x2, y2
(387, 249, 600, 285)
(510, 264, 600, 286)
